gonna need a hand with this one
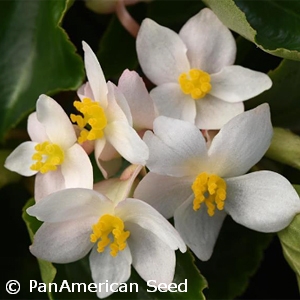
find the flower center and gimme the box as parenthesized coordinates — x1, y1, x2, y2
(70, 97, 107, 144)
(178, 69, 212, 100)
(90, 214, 130, 257)
(30, 141, 65, 174)
(191, 172, 226, 216)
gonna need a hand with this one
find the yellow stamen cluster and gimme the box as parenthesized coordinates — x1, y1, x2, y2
(30, 141, 65, 174)
(70, 98, 107, 144)
(191, 172, 226, 216)
(90, 214, 130, 257)
(178, 69, 212, 100)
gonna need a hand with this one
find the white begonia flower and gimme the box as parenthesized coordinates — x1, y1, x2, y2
(136, 8, 273, 129)
(118, 69, 157, 134)
(4, 95, 93, 202)
(134, 104, 300, 261)
(72, 41, 149, 178)
(27, 168, 186, 299)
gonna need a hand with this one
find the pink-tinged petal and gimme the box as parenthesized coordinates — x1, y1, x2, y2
(27, 112, 48, 142)
(77, 82, 95, 101)
(118, 69, 156, 130)
(107, 81, 132, 125)
(126, 222, 176, 284)
(36, 95, 77, 149)
(150, 83, 196, 124)
(144, 116, 208, 177)
(30, 218, 95, 263)
(105, 121, 149, 166)
(210, 65, 272, 102)
(194, 94, 244, 130)
(61, 144, 93, 190)
(82, 41, 108, 107)
(116, 198, 186, 252)
(179, 8, 236, 74)
(134, 172, 193, 219)
(27, 188, 113, 222)
(208, 104, 272, 177)
(174, 196, 227, 261)
(225, 171, 300, 232)
(4, 141, 37, 176)
(89, 245, 132, 299)
(34, 170, 65, 202)
(136, 18, 190, 85)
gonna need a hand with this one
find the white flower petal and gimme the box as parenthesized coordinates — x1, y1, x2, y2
(89, 245, 132, 299)
(118, 69, 156, 130)
(27, 188, 113, 222)
(94, 138, 121, 179)
(126, 222, 176, 284)
(210, 65, 272, 102)
(208, 104, 272, 177)
(136, 18, 190, 85)
(134, 172, 193, 219)
(116, 198, 186, 252)
(77, 82, 95, 101)
(179, 8, 236, 73)
(61, 144, 93, 190)
(34, 170, 65, 202)
(27, 112, 48, 142)
(174, 196, 227, 261)
(30, 218, 95, 263)
(225, 171, 300, 232)
(105, 121, 149, 166)
(105, 84, 130, 124)
(144, 116, 208, 177)
(150, 83, 196, 123)
(36, 95, 77, 149)
(82, 41, 108, 107)
(4, 141, 37, 176)
(107, 81, 132, 124)
(94, 137, 106, 167)
(194, 94, 244, 130)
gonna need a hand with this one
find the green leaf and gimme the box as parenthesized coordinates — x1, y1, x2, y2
(0, 0, 84, 142)
(278, 187, 300, 291)
(265, 128, 300, 170)
(197, 216, 273, 299)
(202, 0, 300, 61)
(245, 59, 300, 128)
(147, 0, 205, 29)
(97, 15, 138, 79)
(53, 250, 207, 299)
(22, 198, 57, 300)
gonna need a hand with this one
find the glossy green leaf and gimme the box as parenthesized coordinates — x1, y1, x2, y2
(278, 185, 300, 290)
(97, 15, 138, 79)
(245, 59, 300, 128)
(22, 198, 57, 300)
(265, 128, 300, 171)
(197, 216, 273, 299)
(203, 0, 300, 61)
(0, 0, 84, 141)
(53, 249, 207, 299)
